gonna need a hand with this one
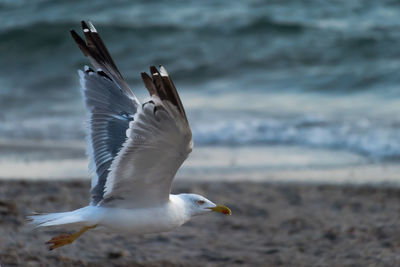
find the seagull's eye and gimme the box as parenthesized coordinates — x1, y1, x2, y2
(197, 200, 205, 205)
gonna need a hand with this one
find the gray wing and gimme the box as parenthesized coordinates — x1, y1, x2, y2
(71, 21, 140, 205)
(100, 66, 193, 208)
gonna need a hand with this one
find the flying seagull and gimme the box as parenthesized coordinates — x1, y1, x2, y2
(28, 21, 231, 250)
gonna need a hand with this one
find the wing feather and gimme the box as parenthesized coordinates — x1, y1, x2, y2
(101, 99, 192, 208)
(72, 22, 192, 208)
(79, 70, 139, 204)
(71, 21, 136, 100)
(71, 21, 140, 205)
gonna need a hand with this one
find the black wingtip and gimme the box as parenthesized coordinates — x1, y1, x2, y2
(141, 72, 157, 95)
(149, 66, 159, 75)
(70, 29, 82, 44)
(70, 29, 89, 56)
(81, 20, 88, 29)
(70, 29, 78, 38)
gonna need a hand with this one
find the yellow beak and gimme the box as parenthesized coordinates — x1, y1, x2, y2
(207, 204, 232, 215)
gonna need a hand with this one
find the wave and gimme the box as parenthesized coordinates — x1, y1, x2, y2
(235, 17, 305, 34)
(192, 117, 400, 162)
(2, 18, 398, 93)
(2, 114, 400, 162)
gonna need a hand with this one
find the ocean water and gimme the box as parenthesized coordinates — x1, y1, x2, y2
(1, 1, 400, 180)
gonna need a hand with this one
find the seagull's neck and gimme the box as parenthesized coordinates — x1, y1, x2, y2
(169, 194, 193, 220)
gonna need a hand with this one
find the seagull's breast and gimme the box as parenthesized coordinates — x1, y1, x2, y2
(91, 196, 189, 234)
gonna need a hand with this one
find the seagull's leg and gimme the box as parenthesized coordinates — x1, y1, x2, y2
(46, 225, 97, 250)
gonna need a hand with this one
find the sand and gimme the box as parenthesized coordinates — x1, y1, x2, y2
(1, 179, 400, 266)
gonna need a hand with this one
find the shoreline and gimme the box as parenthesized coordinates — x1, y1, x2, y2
(2, 143, 400, 187)
(1, 162, 400, 188)
(1, 179, 400, 266)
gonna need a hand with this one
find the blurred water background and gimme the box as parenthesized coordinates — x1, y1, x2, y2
(1, 0, 400, 182)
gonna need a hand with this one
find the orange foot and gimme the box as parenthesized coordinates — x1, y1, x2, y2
(46, 225, 96, 250)
(46, 233, 76, 250)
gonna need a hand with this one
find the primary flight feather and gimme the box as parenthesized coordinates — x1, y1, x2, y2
(28, 21, 231, 250)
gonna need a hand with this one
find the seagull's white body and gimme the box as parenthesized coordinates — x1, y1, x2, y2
(38, 194, 189, 234)
(28, 21, 230, 250)
(88, 197, 188, 234)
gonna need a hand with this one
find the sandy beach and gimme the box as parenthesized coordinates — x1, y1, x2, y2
(1, 179, 400, 266)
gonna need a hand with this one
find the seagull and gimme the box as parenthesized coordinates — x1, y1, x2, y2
(28, 21, 231, 250)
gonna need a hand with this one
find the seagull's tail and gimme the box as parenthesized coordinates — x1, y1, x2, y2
(27, 207, 91, 228)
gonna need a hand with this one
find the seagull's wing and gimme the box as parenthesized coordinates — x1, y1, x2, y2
(101, 66, 193, 209)
(71, 21, 140, 205)
(71, 21, 135, 99)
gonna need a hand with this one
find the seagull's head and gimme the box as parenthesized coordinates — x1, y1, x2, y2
(179, 193, 231, 217)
